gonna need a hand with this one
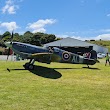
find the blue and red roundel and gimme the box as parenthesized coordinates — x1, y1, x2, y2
(62, 52, 71, 61)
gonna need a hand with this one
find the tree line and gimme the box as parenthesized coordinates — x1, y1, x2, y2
(0, 31, 61, 47)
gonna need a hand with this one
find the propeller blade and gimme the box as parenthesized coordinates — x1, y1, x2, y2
(7, 48, 10, 60)
(10, 31, 14, 44)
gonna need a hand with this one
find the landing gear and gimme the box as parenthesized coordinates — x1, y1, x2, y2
(24, 63, 34, 70)
(28, 64, 34, 70)
(24, 59, 35, 70)
(83, 65, 90, 69)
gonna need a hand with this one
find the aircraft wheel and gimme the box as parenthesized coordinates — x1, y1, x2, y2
(24, 63, 30, 69)
(28, 64, 34, 70)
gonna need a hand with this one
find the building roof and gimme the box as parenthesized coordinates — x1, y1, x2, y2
(44, 37, 94, 47)
(44, 37, 108, 53)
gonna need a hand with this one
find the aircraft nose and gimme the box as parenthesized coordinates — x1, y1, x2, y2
(5, 42, 12, 48)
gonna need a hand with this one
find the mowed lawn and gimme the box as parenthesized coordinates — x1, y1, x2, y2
(0, 59, 110, 110)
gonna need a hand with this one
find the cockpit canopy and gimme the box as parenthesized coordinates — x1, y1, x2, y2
(52, 47, 60, 53)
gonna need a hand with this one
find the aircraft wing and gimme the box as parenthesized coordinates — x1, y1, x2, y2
(19, 51, 60, 63)
(19, 52, 52, 58)
(30, 52, 53, 63)
(30, 53, 53, 58)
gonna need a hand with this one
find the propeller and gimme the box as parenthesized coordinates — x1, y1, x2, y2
(7, 47, 11, 60)
(6, 31, 14, 61)
(10, 31, 14, 43)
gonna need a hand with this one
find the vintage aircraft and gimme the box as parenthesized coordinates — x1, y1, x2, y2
(5, 32, 97, 70)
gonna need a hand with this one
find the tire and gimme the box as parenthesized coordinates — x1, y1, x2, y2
(28, 64, 34, 70)
(24, 63, 30, 69)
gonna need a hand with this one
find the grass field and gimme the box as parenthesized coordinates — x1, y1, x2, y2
(0, 59, 110, 110)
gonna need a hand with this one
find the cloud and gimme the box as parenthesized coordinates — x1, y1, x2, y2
(56, 34, 88, 41)
(0, 22, 19, 31)
(56, 33, 110, 41)
(1, 0, 19, 14)
(107, 14, 110, 17)
(95, 34, 110, 40)
(27, 19, 56, 33)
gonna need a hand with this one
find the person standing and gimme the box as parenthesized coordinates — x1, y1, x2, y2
(105, 53, 110, 66)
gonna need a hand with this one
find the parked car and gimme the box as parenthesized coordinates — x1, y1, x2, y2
(97, 53, 105, 59)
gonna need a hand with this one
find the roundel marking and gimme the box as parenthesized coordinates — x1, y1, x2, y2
(62, 52, 71, 61)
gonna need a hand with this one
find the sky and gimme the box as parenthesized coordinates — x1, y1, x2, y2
(0, 0, 110, 40)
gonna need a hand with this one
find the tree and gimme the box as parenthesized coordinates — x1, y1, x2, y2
(13, 33, 21, 42)
(1, 31, 12, 43)
(46, 34, 56, 43)
(22, 31, 33, 43)
(2, 31, 11, 40)
(0, 31, 58, 47)
(30, 33, 41, 46)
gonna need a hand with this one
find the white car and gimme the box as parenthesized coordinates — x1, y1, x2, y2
(97, 53, 105, 59)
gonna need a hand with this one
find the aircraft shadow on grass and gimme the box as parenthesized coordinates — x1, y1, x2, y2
(7, 65, 100, 77)
(7, 65, 62, 79)
(28, 65, 62, 79)
(82, 67, 100, 70)
(53, 67, 100, 70)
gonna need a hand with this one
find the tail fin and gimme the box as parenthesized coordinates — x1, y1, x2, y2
(83, 50, 98, 65)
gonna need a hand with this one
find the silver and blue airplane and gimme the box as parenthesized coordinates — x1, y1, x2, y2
(4, 32, 97, 70)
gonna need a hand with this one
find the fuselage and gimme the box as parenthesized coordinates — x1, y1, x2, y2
(5, 42, 96, 65)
